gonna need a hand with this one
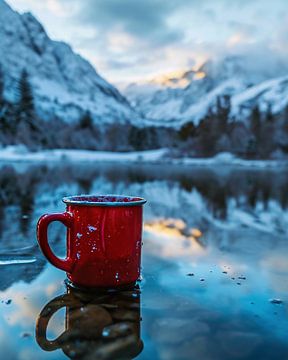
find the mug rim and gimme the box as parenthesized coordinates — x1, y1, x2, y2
(62, 194, 147, 207)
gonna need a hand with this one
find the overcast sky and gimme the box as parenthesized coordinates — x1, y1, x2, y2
(6, 0, 288, 84)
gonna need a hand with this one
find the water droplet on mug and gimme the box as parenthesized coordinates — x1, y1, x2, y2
(76, 253, 81, 260)
(126, 259, 130, 263)
(102, 328, 110, 337)
(76, 233, 82, 239)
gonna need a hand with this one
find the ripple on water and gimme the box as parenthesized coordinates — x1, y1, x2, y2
(0, 256, 36, 265)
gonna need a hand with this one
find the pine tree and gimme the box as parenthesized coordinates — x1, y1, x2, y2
(283, 105, 288, 133)
(179, 122, 196, 141)
(196, 109, 216, 156)
(128, 125, 141, 150)
(147, 126, 158, 149)
(18, 69, 35, 129)
(265, 103, 274, 123)
(246, 138, 257, 158)
(0, 66, 11, 136)
(0, 65, 4, 106)
(15, 69, 46, 148)
(215, 95, 231, 134)
(250, 105, 261, 139)
(79, 111, 93, 129)
(260, 103, 276, 158)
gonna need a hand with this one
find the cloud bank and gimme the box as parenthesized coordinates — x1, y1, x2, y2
(6, 0, 288, 83)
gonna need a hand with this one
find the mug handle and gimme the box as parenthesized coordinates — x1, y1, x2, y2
(37, 213, 73, 273)
(36, 294, 70, 351)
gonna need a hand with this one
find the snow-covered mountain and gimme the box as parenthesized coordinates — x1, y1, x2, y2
(124, 55, 288, 127)
(0, 0, 139, 124)
(1, 0, 288, 131)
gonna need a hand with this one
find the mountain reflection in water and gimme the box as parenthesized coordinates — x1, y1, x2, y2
(0, 162, 287, 360)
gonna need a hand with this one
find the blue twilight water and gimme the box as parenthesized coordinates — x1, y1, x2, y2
(0, 162, 287, 360)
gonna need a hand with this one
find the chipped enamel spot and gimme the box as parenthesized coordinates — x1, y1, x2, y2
(88, 225, 97, 232)
(76, 233, 83, 239)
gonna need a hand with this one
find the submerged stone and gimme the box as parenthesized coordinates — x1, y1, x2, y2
(269, 299, 283, 304)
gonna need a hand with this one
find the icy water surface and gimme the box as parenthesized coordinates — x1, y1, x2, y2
(0, 162, 287, 360)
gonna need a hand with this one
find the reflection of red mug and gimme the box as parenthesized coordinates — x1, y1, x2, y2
(36, 285, 143, 359)
(37, 195, 146, 288)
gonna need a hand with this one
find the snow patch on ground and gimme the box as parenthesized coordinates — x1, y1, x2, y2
(172, 152, 288, 168)
(0, 147, 287, 168)
(0, 146, 168, 163)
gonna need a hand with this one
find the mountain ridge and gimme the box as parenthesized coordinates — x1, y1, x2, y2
(124, 55, 288, 127)
(0, 0, 138, 124)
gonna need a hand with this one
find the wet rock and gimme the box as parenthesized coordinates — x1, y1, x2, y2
(21, 332, 31, 338)
(269, 298, 283, 304)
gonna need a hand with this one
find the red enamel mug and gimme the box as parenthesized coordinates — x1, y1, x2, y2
(37, 195, 146, 288)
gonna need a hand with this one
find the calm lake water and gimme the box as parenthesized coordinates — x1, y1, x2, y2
(0, 162, 287, 360)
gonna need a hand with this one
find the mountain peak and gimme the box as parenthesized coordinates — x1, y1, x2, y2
(22, 11, 46, 32)
(0, 0, 138, 124)
(124, 53, 288, 126)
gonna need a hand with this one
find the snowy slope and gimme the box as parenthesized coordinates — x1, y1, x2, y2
(0, 0, 140, 124)
(124, 56, 288, 127)
(231, 76, 288, 116)
(1, 0, 288, 129)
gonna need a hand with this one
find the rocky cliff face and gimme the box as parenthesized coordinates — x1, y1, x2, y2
(0, 0, 139, 124)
